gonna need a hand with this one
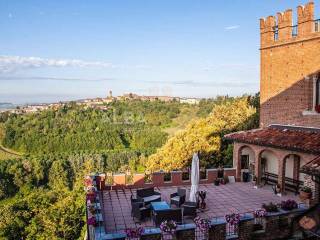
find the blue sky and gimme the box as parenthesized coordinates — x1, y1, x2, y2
(0, 0, 318, 104)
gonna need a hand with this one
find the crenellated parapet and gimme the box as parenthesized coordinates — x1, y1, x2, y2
(297, 2, 315, 36)
(260, 1, 318, 48)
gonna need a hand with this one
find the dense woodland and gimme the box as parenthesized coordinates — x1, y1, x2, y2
(0, 94, 259, 239)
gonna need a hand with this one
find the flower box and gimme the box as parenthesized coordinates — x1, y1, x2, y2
(299, 186, 312, 200)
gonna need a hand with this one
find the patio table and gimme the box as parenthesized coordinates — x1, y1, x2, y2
(150, 201, 170, 211)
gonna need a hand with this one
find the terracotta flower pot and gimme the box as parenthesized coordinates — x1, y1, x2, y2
(299, 190, 312, 200)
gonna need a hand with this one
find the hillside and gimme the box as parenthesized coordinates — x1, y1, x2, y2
(0, 123, 21, 160)
(0, 95, 259, 239)
(147, 97, 259, 171)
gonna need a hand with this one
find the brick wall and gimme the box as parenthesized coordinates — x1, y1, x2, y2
(260, 1, 320, 128)
(106, 168, 236, 190)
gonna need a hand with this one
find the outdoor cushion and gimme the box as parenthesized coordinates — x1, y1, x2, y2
(228, 176, 236, 183)
(171, 196, 180, 202)
(143, 195, 161, 203)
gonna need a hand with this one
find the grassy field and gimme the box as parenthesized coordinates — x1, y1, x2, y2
(164, 105, 200, 136)
(0, 123, 21, 160)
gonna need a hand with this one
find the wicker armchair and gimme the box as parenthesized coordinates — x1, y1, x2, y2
(170, 188, 186, 207)
(154, 208, 182, 226)
(182, 201, 197, 218)
(131, 202, 151, 221)
(136, 187, 161, 205)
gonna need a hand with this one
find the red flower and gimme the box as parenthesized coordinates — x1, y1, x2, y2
(87, 217, 96, 226)
(315, 105, 320, 113)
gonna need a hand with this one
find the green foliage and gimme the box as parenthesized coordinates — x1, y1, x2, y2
(146, 97, 259, 171)
(2, 101, 179, 155)
(0, 153, 98, 240)
(0, 95, 260, 239)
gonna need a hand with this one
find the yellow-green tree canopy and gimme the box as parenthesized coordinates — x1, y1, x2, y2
(146, 97, 256, 171)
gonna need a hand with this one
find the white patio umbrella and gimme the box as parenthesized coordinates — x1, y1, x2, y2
(189, 152, 200, 202)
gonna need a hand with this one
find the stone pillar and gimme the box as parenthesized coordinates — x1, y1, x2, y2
(171, 171, 182, 186)
(113, 174, 126, 187)
(209, 222, 226, 240)
(278, 157, 286, 193)
(207, 169, 217, 183)
(255, 152, 262, 185)
(293, 155, 300, 181)
(234, 144, 242, 181)
(152, 172, 164, 186)
(133, 173, 145, 188)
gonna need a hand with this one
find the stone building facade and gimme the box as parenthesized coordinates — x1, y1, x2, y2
(225, 1, 320, 203)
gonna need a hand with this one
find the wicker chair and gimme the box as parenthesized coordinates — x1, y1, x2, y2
(182, 201, 197, 218)
(170, 188, 186, 207)
(136, 187, 161, 205)
(132, 201, 151, 221)
(153, 208, 182, 226)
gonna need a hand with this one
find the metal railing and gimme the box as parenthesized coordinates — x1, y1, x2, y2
(273, 26, 279, 41)
(292, 25, 298, 37)
(315, 19, 320, 32)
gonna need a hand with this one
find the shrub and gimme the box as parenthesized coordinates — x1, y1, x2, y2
(280, 199, 298, 211)
(300, 186, 312, 193)
(262, 202, 279, 212)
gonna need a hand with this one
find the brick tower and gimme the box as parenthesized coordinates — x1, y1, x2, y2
(260, 1, 320, 128)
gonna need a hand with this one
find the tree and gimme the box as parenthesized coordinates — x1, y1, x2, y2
(146, 98, 256, 171)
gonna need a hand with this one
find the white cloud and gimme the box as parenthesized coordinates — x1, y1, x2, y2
(203, 63, 258, 72)
(0, 55, 149, 73)
(224, 25, 240, 30)
(0, 75, 115, 82)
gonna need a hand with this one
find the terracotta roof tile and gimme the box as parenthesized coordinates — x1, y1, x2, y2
(224, 125, 320, 154)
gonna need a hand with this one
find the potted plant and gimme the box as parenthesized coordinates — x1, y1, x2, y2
(280, 199, 298, 211)
(300, 186, 312, 200)
(262, 202, 279, 213)
(160, 220, 177, 238)
(87, 216, 96, 226)
(194, 216, 210, 231)
(252, 175, 257, 184)
(214, 178, 220, 186)
(253, 209, 266, 231)
(198, 191, 207, 209)
(225, 213, 241, 226)
(125, 227, 144, 239)
(88, 205, 96, 215)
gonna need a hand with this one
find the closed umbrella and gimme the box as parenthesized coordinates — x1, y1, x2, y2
(189, 152, 200, 202)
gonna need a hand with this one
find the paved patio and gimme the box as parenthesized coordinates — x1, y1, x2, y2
(101, 182, 301, 233)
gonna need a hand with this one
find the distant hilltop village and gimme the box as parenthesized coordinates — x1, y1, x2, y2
(1, 91, 201, 115)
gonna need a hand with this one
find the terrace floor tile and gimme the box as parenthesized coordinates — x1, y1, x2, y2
(100, 182, 300, 233)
